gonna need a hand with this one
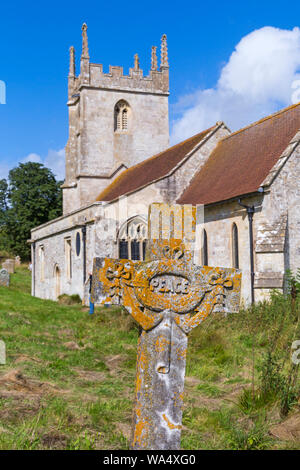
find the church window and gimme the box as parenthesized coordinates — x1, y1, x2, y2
(201, 229, 208, 266)
(39, 245, 45, 281)
(118, 217, 147, 261)
(114, 100, 130, 132)
(122, 108, 128, 130)
(75, 231, 81, 257)
(65, 238, 72, 281)
(232, 223, 239, 269)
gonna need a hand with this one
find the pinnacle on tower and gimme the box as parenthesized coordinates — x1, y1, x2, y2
(80, 23, 90, 84)
(69, 46, 75, 77)
(81, 23, 89, 59)
(151, 46, 158, 71)
(160, 34, 169, 68)
(134, 53, 140, 71)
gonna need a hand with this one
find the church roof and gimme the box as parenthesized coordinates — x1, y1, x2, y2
(177, 102, 300, 205)
(96, 126, 216, 202)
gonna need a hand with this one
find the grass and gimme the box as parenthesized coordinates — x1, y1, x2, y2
(0, 266, 299, 450)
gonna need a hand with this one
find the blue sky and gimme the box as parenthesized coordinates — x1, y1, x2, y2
(1, 0, 300, 180)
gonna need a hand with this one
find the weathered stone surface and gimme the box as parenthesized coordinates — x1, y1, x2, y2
(2, 259, 15, 274)
(15, 256, 21, 266)
(91, 203, 241, 450)
(63, 25, 170, 214)
(0, 269, 10, 287)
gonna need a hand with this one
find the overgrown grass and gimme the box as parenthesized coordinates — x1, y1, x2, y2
(0, 267, 299, 449)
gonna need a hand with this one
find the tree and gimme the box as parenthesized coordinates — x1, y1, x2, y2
(1, 162, 62, 260)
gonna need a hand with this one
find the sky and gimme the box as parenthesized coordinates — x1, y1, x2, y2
(1, 0, 300, 181)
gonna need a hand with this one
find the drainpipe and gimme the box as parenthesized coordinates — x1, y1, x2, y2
(82, 225, 87, 284)
(238, 199, 255, 305)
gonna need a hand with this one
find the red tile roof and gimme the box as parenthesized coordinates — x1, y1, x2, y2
(177, 103, 300, 206)
(96, 126, 215, 202)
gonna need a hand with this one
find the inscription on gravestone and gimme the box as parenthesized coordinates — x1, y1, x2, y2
(0, 268, 10, 287)
(92, 203, 241, 450)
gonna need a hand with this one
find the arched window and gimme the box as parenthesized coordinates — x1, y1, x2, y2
(201, 229, 208, 266)
(39, 245, 45, 281)
(114, 100, 130, 132)
(65, 237, 72, 280)
(118, 217, 147, 261)
(232, 223, 239, 269)
(54, 265, 61, 299)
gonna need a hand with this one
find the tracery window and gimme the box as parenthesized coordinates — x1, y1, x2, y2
(114, 100, 130, 132)
(118, 217, 147, 261)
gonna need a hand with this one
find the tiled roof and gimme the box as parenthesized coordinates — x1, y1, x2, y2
(96, 126, 216, 202)
(177, 103, 300, 205)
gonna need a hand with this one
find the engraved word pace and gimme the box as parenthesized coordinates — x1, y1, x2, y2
(149, 274, 189, 295)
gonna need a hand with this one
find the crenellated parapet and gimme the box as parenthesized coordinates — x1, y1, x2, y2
(87, 62, 169, 94)
(68, 25, 169, 99)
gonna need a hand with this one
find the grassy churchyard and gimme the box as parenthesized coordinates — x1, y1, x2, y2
(0, 266, 299, 450)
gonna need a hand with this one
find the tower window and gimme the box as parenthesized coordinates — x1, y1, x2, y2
(114, 100, 130, 132)
(122, 108, 128, 130)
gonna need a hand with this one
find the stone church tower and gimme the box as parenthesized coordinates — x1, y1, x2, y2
(62, 24, 170, 214)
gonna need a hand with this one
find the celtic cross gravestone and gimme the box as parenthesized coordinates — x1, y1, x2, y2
(91, 203, 241, 450)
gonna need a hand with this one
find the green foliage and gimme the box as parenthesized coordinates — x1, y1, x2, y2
(0, 162, 62, 260)
(237, 388, 274, 414)
(286, 268, 300, 297)
(58, 294, 82, 305)
(227, 420, 271, 450)
(0, 267, 299, 450)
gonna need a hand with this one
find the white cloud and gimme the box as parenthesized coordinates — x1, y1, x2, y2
(21, 148, 65, 181)
(171, 26, 300, 144)
(22, 153, 42, 164)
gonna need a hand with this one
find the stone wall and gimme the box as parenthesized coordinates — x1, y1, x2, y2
(63, 69, 169, 214)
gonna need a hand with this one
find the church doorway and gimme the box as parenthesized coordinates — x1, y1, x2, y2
(54, 265, 61, 299)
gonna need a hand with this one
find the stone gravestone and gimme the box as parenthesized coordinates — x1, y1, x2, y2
(0, 269, 10, 287)
(15, 256, 21, 266)
(2, 259, 15, 274)
(91, 203, 241, 450)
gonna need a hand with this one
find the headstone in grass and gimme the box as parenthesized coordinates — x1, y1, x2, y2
(0, 268, 10, 287)
(15, 256, 21, 266)
(2, 259, 15, 274)
(91, 203, 242, 450)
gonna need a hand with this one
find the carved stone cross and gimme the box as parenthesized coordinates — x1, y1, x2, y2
(91, 204, 241, 450)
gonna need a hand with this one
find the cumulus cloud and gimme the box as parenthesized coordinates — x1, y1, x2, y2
(21, 148, 65, 181)
(171, 26, 300, 144)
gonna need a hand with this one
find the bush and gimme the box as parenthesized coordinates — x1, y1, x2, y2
(58, 294, 82, 305)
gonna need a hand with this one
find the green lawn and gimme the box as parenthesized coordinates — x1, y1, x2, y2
(0, 266, 299, 450)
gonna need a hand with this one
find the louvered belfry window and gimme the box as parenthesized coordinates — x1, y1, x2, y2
(114, 100, 130, 131)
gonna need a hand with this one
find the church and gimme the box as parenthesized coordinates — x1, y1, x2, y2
(30, 24, 300, 306)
